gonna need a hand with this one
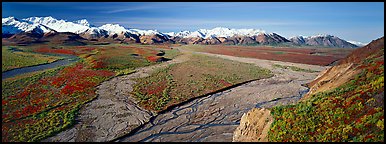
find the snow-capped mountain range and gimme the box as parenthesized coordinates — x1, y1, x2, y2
(167, 27, 266, 39)
(2, 16, 165, 37)
(2, 17, 55, 35)
(2, 16, 362, 48)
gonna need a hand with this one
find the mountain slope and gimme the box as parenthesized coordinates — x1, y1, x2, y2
(269, 37, 383, 142)
(289, 35, 359, 48)
(38, 31, 87, 45)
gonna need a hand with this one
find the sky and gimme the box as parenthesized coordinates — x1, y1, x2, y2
(2, 2, 384, 43)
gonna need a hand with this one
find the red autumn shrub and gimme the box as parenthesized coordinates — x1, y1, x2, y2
(35, 47, 76, 55)
(146, 56, 162, 62)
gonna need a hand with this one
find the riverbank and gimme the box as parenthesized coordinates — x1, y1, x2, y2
(2, 55, 78, 79)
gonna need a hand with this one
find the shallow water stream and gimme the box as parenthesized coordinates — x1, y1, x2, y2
(2, 47, 79, 79)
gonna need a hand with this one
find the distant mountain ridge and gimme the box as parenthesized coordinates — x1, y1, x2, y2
(2, 16, 361, 48)
(289, 34, 358, 48)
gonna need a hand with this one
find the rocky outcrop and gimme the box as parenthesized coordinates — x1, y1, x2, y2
(302, 62, 360, 99)
(289, 36, 306, 45)
(122, 33, 141, 43)
(255, 33, 290, 45)
(198, 37, 222, 45)
(233, 108, 273, 142)
(163, 33, 290, 45)
(139, 34, 174, 44)
(172, 37, 205, 44)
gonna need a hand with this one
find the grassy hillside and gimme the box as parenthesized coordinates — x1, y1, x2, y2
(268, 37, 384, 142)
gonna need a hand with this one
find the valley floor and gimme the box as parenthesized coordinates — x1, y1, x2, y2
(42, 47, 327, 142)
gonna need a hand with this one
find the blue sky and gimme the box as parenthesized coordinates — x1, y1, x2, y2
(2, 2, 384, 43)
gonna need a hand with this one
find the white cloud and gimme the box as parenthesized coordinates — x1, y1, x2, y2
(101, 5, 156, 14)
(347, 40, 368, 46)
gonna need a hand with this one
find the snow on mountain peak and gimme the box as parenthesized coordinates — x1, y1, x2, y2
(2, 17, 55, 34)
(289, 35, 306, 41)
(129, 28, 162, 36)
(171, 31, 191, 38)
(189, 31, 206, 38)
(309, 34, 333, 39)
(3, 16, 273, 40)
(2, 16, 18, 24)
(204, 27, 233, 38)
(176, 27, 266, 39)
(289, 35, 304, 39)
(22, 16, 90, 34)
(164, 32, 176, 37)
(290, 34, 335, 40)
(74, 19, 90, 27)
(98, 24, 128, 35)
(23, 16, 58, 24)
